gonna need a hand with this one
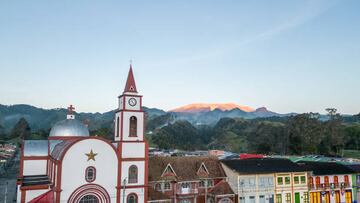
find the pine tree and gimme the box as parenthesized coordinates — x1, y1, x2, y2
(9, 118, 31, 139)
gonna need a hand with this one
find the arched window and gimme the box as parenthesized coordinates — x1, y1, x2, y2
(344, 175, 349, 185)
(116, 117, 120, 137)
(219, 198, 233, 203)
(324, 176, 329, 188)
(180, 200, 190, 203)
(128, 165, 138, 183)
(129, 116, 137, 137)
(79, 194, 99, 203)
(334, 176, 339, 187)
(127, 194, 137, 203)
(309, 177, 314, 188)
(85, 167, 96, 182)
(315, 177, 320, 188)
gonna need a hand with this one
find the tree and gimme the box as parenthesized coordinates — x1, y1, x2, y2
(9, 118, 31, 140)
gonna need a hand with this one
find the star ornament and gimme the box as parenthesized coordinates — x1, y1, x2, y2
(85, 149, 98, 161)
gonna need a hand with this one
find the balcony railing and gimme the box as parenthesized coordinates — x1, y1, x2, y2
(177, 188, 198, 195)
(309, 182, 350, 190)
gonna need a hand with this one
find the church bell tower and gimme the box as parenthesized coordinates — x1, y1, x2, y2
(115, 64, 148, 203)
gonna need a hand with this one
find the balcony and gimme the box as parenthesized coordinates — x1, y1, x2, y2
(177, 188, 198, 195)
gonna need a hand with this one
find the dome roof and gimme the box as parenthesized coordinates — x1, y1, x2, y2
(49, 118, 89, 137)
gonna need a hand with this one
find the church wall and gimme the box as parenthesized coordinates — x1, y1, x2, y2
(60, 139, 118, 203)
(121, 111, 144, 141)
(121, 160, 145, 186)
(122, 142, 145, 158)
(23, 160, 47, 175)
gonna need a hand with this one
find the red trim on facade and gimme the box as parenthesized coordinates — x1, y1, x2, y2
(21, 190, 26, 203)
(68, 183, 111, 203)
(121, 111, 124, 141)
(122, 158, 147, 162)
(144, 141, 149, 203)
(20, 184, 49, 190)
(23, 156, 49, 160)
(55, 161, 62, 203)
(48, 136, 82, 140)
(85, 166, 97, 183)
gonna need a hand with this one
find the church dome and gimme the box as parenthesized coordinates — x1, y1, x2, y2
(49, 119, 89, 137)
(49, 105, 89, 137)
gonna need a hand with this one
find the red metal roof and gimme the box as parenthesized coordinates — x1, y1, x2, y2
(28, 190, 54, 203)
(124, 65, 137, 93)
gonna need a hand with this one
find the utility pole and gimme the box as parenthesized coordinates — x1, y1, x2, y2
(122, 178, 127, 203)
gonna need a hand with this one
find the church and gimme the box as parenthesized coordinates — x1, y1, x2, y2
(17, 66, 148, 203)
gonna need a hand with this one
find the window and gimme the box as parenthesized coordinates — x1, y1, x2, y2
(116, 117, 120, 137)
(309, 177, 314, 188)
(79, 195, 99, 203)
(324, 176, 329, 188)
(300, 176, 306, 184)
(268, 177, 274, 186)
(276, 194, 282, 203)
(334, 176, 339, 187)
(207, 180, 214, 187)
(85, 167, 96, 182)
(199, 180, 205, 187)
(180, 200, 190, 203)
(129, 116, 137, 137)
(294, 176, 299, 184)
(278, 177, 283, 185)
(219, 198, 232, 203)
(164, 182, 171, 190)
(259, 195, 265, 203)
(155, 183, 162, 191)
(285, 193, 291, 203)
(127, 194, 137, 203)
(181, 182, 190, 188)
(249, 196, 255, 203)
(315, 177, 320, 188)
(285, 177, 290, 185)
(128, 165, 138, 183)
(239, 197, 245, 203)
(303, 192, 309, 203)
(344, 175, 349, 186)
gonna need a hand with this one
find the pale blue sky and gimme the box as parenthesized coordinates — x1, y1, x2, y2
(0, 0, 359, 114)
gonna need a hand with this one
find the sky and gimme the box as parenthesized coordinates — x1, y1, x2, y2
(0, 0, 359, 114)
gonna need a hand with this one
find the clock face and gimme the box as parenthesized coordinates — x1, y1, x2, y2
(128, 98, 137, 107)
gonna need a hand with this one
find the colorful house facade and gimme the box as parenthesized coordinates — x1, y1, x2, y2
(298, 161, 355, 203)
(221, 158, 310, 203)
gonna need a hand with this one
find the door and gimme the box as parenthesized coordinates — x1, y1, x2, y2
(345, 190, 352, 203)
(269, 195, 274, 203)
(335, 191, 340, 203)
(295, 193, 300, 203)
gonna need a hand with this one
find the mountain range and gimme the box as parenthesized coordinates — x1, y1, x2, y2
(0, 103, 289, 133)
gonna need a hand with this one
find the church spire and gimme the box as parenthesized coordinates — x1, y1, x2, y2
(123, 64, 138, 93)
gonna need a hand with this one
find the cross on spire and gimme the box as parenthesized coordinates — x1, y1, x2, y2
(68, 105, 75, 115)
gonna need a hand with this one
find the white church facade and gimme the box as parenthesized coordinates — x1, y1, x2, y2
(17, 66, 148, 203)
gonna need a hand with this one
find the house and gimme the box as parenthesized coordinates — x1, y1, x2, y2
(221, 158, 310, 203)
(345, 164, 360, 203)
(297, 161, 356, 203)
(148, 156, 235, 203)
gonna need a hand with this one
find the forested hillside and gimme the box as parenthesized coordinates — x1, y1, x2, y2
(1, 104, 359, 157)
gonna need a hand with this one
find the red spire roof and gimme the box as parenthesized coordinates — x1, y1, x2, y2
(124, 64, 138, 93)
